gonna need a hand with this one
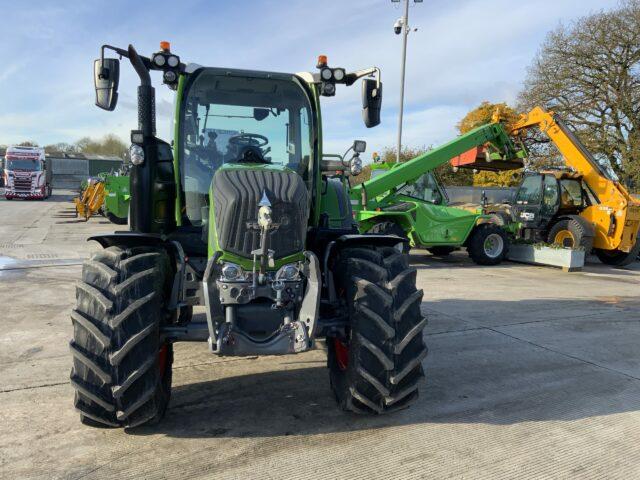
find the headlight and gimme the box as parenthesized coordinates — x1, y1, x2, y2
(333, 68, 345, 82)
(320, 67, 333, 81)
(163, 70, 177, 83)
(221, 262, 245, 281)
(276, 263, 300, 281)
(153, 54, 166, 67)
(130, 144, 145, 166)
(167, 55, 179, 68)
(350, 157, 363, 176)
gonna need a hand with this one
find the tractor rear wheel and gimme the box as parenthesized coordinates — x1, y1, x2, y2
(368, 221, 410, 253)
(548, 216, 594, 253)
(328, 246, 427, 414)
(70, 245, 174, 428)
(594, 239, 640, 267)
(467, 223, 509, 265)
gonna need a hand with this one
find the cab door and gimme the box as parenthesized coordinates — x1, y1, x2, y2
(513, 174, 544, 228)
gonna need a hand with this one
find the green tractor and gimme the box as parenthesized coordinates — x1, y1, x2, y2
(70, 43, 427, 428)
(103, 167, 130, 225)
(351, 123, 526, 265)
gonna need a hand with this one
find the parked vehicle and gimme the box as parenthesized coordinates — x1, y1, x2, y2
(69, 42, 426, 428)
(3, 146, 52, 200)
(351, 122, 526, 265)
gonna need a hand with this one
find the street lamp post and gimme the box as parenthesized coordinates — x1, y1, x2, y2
(393, 0, 421, 163)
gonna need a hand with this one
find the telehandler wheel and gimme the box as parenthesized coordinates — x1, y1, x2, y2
(328, 246, 427, 414)
(70, 245, 174, 428)
(105, 211, 128, 225)
(594, 239, 640, 267)
(368, 221, 410, 253)
(467, 223, 509, 265)
(427, 246, 457, 256)
(547, 217, 594, 253)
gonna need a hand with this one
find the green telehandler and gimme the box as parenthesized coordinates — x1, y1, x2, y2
(70, 43, 427, 428)
(351, 123, 526, 265)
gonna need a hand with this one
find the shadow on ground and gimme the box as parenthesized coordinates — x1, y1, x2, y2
(129, 296, 640, 439)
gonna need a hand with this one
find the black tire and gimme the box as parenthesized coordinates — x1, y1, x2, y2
(594, 238, 640, 267)
(427, 246, 457, 256)
(106, 211, 128, 225)
(368, 221, 410, 253)
(467, 223, 509, 265)
(547, 216, 594, 253)
(70, 245, 174, 428)
(5, 197, 12, 201)
(328, 246, 427, 414)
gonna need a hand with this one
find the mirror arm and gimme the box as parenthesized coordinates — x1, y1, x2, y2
(344, 67, 381, 88)
(127, 45, 151, 86)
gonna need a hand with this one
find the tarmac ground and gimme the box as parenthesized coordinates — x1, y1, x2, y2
(1, 190, 639, 479)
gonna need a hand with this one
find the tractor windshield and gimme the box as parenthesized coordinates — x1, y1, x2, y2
(180, 70, 314, 225)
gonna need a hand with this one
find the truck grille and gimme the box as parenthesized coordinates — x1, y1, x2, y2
(13, 175, 33, 192)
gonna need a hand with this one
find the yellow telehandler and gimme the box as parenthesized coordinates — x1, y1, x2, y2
(505, 107, 640, 266)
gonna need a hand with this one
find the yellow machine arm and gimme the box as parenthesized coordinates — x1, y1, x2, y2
(511, 106, 640, 253)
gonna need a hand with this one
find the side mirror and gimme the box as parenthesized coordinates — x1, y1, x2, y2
(362, 79, 382, 128)
(93, 58, 120, 111)
(253, 108, 270, 121)
(353, 140, 366, 153)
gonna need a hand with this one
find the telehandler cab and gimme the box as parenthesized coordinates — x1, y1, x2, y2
(70, 42, 427, 428)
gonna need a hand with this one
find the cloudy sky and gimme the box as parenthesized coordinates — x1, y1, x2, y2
(0, 0, 619, 156)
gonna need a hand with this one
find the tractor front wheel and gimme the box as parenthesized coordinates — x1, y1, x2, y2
(328, 246, 427, 414)
(70, 245, 174, 428)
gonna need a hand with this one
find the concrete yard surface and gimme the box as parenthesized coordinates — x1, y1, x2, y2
(1, 191, 640, 479)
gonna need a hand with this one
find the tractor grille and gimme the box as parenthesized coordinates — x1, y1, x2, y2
(212, 168, 309, 259)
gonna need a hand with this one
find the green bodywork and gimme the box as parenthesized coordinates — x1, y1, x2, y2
(104, 175, 130, 221)
(351, 122, 526, 248)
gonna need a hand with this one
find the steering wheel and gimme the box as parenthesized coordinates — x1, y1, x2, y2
(228, 133, 268, 148)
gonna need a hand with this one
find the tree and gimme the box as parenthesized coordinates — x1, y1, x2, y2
(74, 134, 127, 158)
(519, 0, 640, 187)
(16, 141, 39, 147)
(44, 142, 78, 154)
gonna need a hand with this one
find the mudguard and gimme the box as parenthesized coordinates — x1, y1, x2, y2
(88, 232, 168, 249)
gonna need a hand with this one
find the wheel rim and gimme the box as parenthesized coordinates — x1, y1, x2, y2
(483, 233, 504, 259)
(333, 338, 349, 371)
(554, 230, 575, 248)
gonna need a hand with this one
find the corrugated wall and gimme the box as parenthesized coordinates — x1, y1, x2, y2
(49, 157, 123, 189)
